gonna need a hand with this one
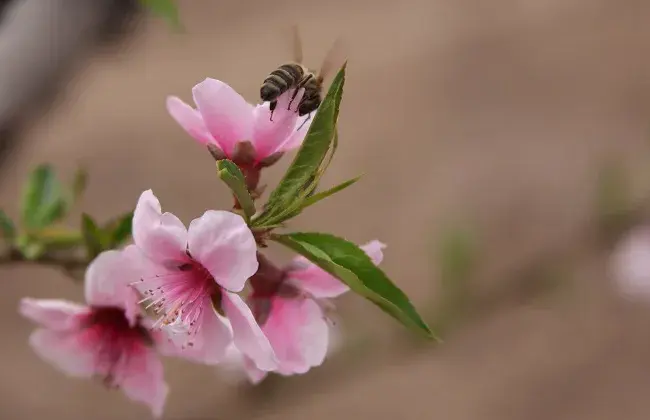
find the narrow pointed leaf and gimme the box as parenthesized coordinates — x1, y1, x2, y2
(261, 131, 343, 225)
(271, 232, 435, 339)
(300, 175, 361, 209)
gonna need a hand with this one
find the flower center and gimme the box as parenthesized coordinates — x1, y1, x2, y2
(82, 306, 149, 388)
(135, 257, 220, 348)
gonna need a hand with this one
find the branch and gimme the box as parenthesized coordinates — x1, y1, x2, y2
(0, 248, 88, 280)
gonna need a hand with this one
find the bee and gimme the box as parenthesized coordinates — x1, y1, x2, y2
(260, 26, 345, 121)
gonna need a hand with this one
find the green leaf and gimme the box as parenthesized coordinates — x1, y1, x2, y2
(271, 232, 435, 339)
(260, 131, 343, 226)
(217, 160, 256, 222)
(266, 173, 360, 224)
(105, 211, 134, 247)
(81, 214, 105, 259)
(21, 164, 67, 229)
(252, 65, 346, 227)
(0, 210, 15, 241)
(141, 0, 183, 30)
(300, 175, 361, 210)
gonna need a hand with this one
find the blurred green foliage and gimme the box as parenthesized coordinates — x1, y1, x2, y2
(140, 0, 183, 30)
(429, 225, 480, 337)
(1, 165, 133, 264)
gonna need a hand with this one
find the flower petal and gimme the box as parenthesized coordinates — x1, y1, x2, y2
(222, 345, 268, 385)
(251, 89, 303, 159)
(289, 240, 386, 298)
(166, 96, 216, 146)
(157, 297, 233, 365)
(222, 292, 277, 371)
(84, 250, 141, 325)
(288, 265, 349, 299)
(132, 190, 188, 264)
(262, 298, 328, 375)
(118, 345, 169, 418)
(192, 78, 253, 157)
(297, 299, 329, 370)
(187, 210, 258, 292)
(276, 113, 314, 153)
(20, 298, 88, 331)
(261, 297, 306, 369)
(361, 240, 387, 265)
(28, 329, 97, 378)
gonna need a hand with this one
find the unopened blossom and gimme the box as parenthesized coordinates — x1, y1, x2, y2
(128, 189, 276, 371)
(231, 241, 386, 384)
(166, 78, 312, 165)
(20, 250, 169, 417)
(610, 226, 650, 300)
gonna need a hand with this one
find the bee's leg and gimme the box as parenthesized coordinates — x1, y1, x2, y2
(288, 74, 314, 110)
(297, 113, 312, 131)
(287, 89, 302, 111)
(269, 100, 277, 121)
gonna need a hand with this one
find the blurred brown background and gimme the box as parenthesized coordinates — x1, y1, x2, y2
(2, 0, 650, 419)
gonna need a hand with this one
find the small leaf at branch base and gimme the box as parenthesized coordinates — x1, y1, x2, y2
(216, 160, 256, 221)
(21, 164, 67, 230)
(104, 211, 134, 248)
(0, 210, 15, 241)
(271, 232, 435, 339)
(81, 214, 105, 259)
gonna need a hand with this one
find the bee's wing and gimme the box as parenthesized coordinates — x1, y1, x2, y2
(317, 37, 347, 81)
(291, 24, 303, 64)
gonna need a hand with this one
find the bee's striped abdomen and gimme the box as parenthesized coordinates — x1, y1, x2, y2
(260, 63, 305, 102)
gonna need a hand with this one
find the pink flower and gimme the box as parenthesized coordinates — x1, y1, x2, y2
(166, 78, 312, 163)
(234, 241, 386, 383)
(129, 190, 276, 371)
(20, 250, 169, 417)
(611, 226, 650, 300)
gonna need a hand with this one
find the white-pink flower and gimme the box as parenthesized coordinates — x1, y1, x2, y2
(234, 240, 386, 384)
(610, 226, 650, 300)
(20, 250, 169, 418)
(129, 189, 276, 371)
(166, 78, 312, 163)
